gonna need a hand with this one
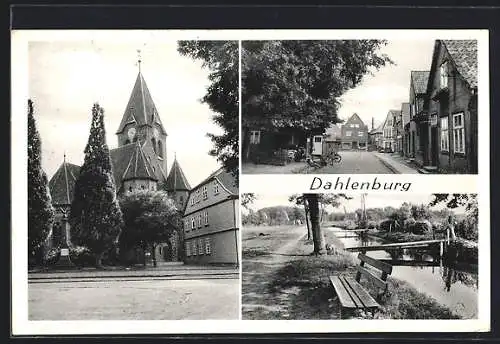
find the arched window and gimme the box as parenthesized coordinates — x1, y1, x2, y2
(151, 138, 157, 154)
(158, 140, 163, 158)
(129, 186, 133, 192)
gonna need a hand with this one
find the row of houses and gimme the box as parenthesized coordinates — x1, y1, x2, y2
(372, 39, 478, 174)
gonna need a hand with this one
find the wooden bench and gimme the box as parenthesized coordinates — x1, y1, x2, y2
(329, 253, 393, 317)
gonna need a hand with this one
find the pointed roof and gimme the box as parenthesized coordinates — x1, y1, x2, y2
(195, 167, 238, 196)
(411, 71, 430, 94)
(49, 159, 80, 205)
(165, 157, 191, 191)
(345, 113, 367, 127)
(116, 71, 167, 135)
(401, 102, 411, 126)
(109, 141, 157, 185)
(441, 40, 478, 88)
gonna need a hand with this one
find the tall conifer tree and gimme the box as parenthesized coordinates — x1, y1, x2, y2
(69, 103, 123, 267)
(28, 99, 55, 266)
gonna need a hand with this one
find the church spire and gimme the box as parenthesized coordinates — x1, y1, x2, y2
(137, 49, 142, 74)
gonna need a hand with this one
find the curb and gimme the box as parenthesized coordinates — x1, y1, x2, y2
(28, 273, 240, 283)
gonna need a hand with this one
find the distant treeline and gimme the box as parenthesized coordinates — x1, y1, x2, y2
(243, 202, 477, 242)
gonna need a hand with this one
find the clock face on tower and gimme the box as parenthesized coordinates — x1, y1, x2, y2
(127, 127, 136, 141)
(153, 127, 159, 139)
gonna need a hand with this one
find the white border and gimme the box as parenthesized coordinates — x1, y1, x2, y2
(12, 29, 490, 335)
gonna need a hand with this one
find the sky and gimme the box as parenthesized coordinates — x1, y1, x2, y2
(245, 193, 467, 214)
(29, 40, 223, 187)
(336, 39, 435, 130)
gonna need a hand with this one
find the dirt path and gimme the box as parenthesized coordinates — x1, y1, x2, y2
(242, 225, 332, 320)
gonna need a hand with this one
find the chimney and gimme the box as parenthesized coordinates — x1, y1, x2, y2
(371, 117, 374, 130)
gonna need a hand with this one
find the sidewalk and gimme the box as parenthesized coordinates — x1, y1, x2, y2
(29, 264, 239, 282)
(373, 152, 421, 174)
(242, 162, 306, 174)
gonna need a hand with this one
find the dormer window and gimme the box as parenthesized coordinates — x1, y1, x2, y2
(440, 61, 448, 89)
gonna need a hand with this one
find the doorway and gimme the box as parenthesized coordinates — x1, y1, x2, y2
(431, 126, 439, 167)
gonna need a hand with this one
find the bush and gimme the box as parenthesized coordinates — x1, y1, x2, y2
(379, 219, 394, 232)
(69, 246, 94, 267)
(403, 217, 416, 233)
(411, 220, 432, 235)
(44, 248, 60, 266)
(367, 221, 378, 229)
(455, 218, 478, 242)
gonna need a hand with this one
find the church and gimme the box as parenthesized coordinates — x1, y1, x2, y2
(47, 61, 191, 263)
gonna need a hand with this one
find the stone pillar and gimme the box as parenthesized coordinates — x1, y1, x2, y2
(55, 212, 74, 268)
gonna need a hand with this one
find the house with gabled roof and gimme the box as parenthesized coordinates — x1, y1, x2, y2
(47, 64, 191, 263)
(381, 110, 401, 152)
(400, 102, 411, 157)
(340, 113, 369, 150)
(409, 70, 430, 162)
(422, 39, 478, 173)
(182, 167, 239, 265)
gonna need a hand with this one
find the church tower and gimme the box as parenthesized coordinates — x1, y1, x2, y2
(165, 155, 191, 211)
(115, 53, 168, 176)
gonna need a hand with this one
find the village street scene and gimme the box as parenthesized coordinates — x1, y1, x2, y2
(241, 39, 478, 175)
(27, 39, 240, 320)
(241, 193, 478, 320)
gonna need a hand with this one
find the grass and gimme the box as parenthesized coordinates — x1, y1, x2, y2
(242, 225, 462, 320)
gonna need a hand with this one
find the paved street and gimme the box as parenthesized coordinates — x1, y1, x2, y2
(243, 151, 404, 174)
(29, 278, 239, 320)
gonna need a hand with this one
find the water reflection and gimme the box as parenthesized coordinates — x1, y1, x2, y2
(330, 227, 478, 318)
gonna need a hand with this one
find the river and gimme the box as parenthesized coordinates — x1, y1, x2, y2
(329, 227, 478, 319)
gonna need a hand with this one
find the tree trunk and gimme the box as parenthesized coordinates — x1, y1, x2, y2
(304, 204, 311, 240)
(152, 244, 157, 267)
(449, 224, 457, 242)
(305, 194, 326, 255)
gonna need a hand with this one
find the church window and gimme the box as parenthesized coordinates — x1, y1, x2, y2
(158, 141, 163, 158)
(151, 138, 157, 154)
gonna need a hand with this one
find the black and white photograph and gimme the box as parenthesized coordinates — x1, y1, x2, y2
(241, 193, 479, 320)
(25, 36, 239, 320)
(241, 39, 479, 175)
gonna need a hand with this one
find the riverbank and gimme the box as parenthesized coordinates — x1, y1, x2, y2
(242, 225, 461, 319)
(365, 228, 478, 264)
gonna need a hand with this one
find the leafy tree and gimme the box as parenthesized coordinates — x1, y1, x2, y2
(27, 100, 55, 266)
(177, 41, 239, 179)
(241, 193, 257, 210)
(242, 40, 392, 159)
(411, 204, 431, 221)
(430, 194, 478, 220)
(119, 190, 181, 267)
(69, 103, 123, 267)
(289, 194, 312, 239)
